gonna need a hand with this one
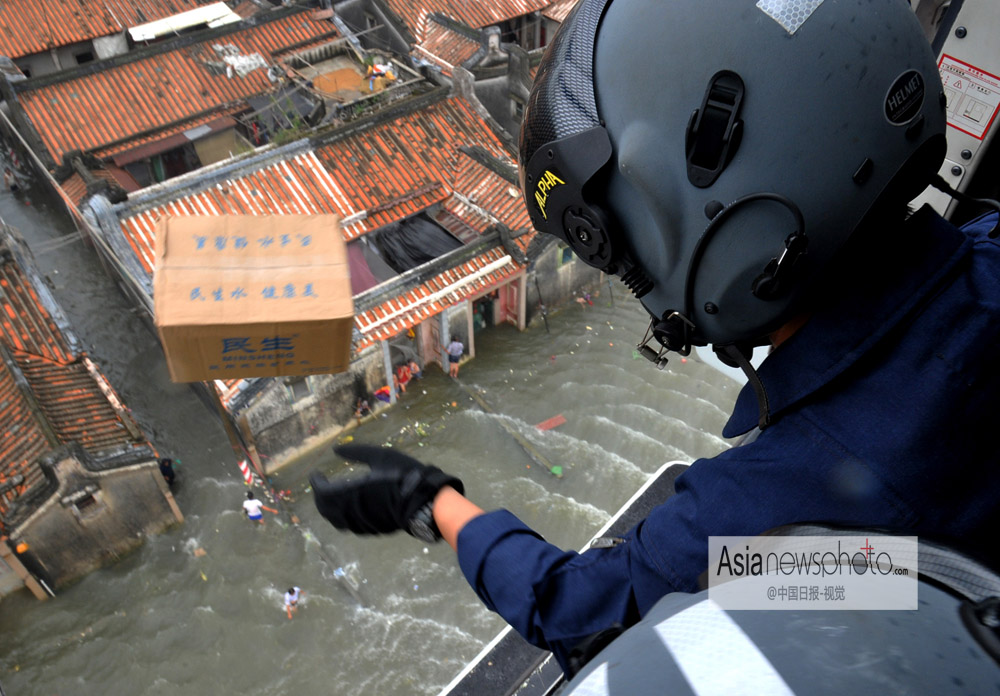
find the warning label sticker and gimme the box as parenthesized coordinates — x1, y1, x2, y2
(939, 54, 1000, 140)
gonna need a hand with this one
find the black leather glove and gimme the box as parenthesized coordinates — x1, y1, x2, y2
(310, 444, 464, 541)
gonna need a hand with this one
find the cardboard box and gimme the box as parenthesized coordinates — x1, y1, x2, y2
(154, 215, 354, 382)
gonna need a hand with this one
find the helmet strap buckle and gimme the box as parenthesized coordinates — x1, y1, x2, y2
(751, 231, 808, 300)
(637, 312, 695, 369)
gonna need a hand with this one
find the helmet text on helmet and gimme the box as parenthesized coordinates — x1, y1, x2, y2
(534, 170, 566, 220)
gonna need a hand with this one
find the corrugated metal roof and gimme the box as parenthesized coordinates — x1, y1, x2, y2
(15, 9, 338, 164)
(0, 229, 149, 522)
(382, 0, 551, 42)
(0, 0, 212, 59)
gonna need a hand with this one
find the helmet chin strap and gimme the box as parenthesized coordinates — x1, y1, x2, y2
(716, 343, 772, 430)
(634, 325, 773, 430)
(635, 192, 804, 426)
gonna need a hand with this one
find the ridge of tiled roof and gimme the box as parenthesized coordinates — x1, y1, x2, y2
(0, 0, 215, 60)
(353, 230, 501, 313)
(0, 226, 148, 523)
(11, 6, 339, 165)
(458, 145, 519, 185)
(426, 12, 483, 42)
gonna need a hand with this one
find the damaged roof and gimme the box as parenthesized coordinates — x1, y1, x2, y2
(107, 91, 535, 350)
(0, 225, 149, 523)
(313, 95, 511, 239)
(0, 0, 213, 59)
(11, 6, 338, 165)
(353, 153, 533, 349)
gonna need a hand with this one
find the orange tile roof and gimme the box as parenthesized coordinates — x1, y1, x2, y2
(0, 260, 74, 363)
(446, 154, 531, 234)
(0, 0, 212, 59)
(313, 96, 511, 239)
(542, 0, 579, 23)
(119, 149, 342, 274)
(0, 359, 50, 508)
(95, 111, 242, 160)
(0, 227, 149, 523)
(214, 378, 247, 408)
(415, 17, 481, 74)
(58, 164, 135, 208)
(60, 173, 93, 210)
(353, 246, 522, 349)
(110, 94, 535, 350)
(13, 8, 338, 165)
(117, 97, 517, 257)
(382, 0, 552, 42)
(18, 357, 136, 452)
(232, 0, 263, 20)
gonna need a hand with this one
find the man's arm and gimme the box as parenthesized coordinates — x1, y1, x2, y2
(432, 485, 483, 550)
(310, 446, 669, 670)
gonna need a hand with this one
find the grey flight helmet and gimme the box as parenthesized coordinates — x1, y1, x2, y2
(519, 0, 947, 364)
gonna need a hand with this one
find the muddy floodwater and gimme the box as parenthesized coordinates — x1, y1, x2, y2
(0, 183, 740, 695)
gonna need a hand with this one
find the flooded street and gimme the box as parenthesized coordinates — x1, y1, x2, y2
(0, 183, 740, 695)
